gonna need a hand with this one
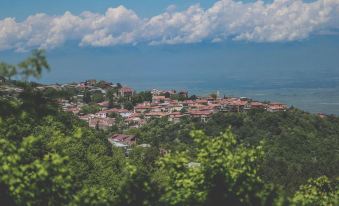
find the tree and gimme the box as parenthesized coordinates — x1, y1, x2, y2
(291, 176, 338, 206)
(83, 89, 92, 103)
(92, 92, 104, 103)
(106, 89, 115, 108)
(131, 91, 152, 105)
(189, 95, 197, 100)
(124, 102, 134, 110)
(18, 49, 50, 80)
(210, 93, 217, 100)
(70, 186, 112, 206)
(0, 49, 50, 82)
(80, 104, 101, 115)
(170, 94, 187, 101)
(0, 62, 17, 80)
(156, 129, 283, 205)
(0, 137, 73, 206)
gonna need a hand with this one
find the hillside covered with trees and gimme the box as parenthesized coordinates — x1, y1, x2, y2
(0, 51, 338, 205)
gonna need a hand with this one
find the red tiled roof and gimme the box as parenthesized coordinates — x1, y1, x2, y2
(135, 105, 152, 109)
(89, 117, 115, 127)
(196, 99, 208, 104)
(145, 112, 169, 117)
(188, 110, 213, 116)
(97, 101, 109, 107)
(152, 96, 166, 100)
(251, 102, 264, 106)
(119, 87, 134, 93)
(270, 102, 286, 106)
(110, 134, 136, 145)
(228, 100, 248, 106)
(106, 108, 129, 113)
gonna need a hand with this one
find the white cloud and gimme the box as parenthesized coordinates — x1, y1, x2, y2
(0, 0, 339, 51)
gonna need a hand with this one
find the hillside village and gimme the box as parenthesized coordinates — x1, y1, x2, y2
(53, 80, 288, 126)
(1, 79, 288, 149)
(1, 79, 289, 130)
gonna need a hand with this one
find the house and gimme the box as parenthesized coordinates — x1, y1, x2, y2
(248, 102, 267, 110)
(195, 99, 208, 105)
(106, 108, 132, 118)
(144, 112, 169, 120)
(179, 91, 188, 98)
(226, 99, 248, 112)
(267, 102, 288, 112)
(152, 95, 166, 103)
(97, 101, 110, 108)
(151, 89, 162, 96)
(168, 103, 183, 112)
(134, 103, 152, 113)
(78, 114, 92, 121)
(95, 111, 108, 118)
(317, 113, 328, 119)
(125, 116, 146, 128)
(76, 83, 88, 89)
(66, 107, 80, 115)
(85, 79, 97, 86)
(188, 110, 214, 122)
(89, 117, 115, 130)
(150, 106, 163, 113)
(168, 112, 187, 123)
(182, 100, 195, 109)
(118, 87, 134, 98)
(108, 134, 137, 147)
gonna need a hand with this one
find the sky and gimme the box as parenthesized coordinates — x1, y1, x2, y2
(1, 0, 338, 51)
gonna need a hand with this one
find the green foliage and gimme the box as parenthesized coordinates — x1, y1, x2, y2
(131, 91, 152, 105)
(70, 186, 111, 206)
(0, 137, 73, 206)
(0, 62, 17, 80)
(106, 88, 117, 108)
(91, 92, 105, 103)
(291, 176, 338, 206)
(209, 93, 217, 99)
(1, 91, 338, 206)
(131, 117, 195, 149)
(123, 101, 134, 110)
(83, 89, 91, 103)
(156, 129, 283, 205)
(170, 93, 187, 101)
(0, 49, 49, 81)
(80, 104, 101, 115)
(189, 95, 197, 100)
(201, 110, 339, 192)
(115, 147, 161, 206)
(1, 51, 338, 205)
(18, 49, 50, 80)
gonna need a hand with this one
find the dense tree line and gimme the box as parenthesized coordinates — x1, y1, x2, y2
(130, 109, 339, 194)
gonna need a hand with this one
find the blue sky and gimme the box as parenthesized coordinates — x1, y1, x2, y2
(1, 0, 337, 51)
(0, 0, 318, 20)
(0, 0, 258, 20)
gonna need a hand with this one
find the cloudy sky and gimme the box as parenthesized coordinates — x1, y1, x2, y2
(0, 0, 339, 91)
(1, 0, 339, 51)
